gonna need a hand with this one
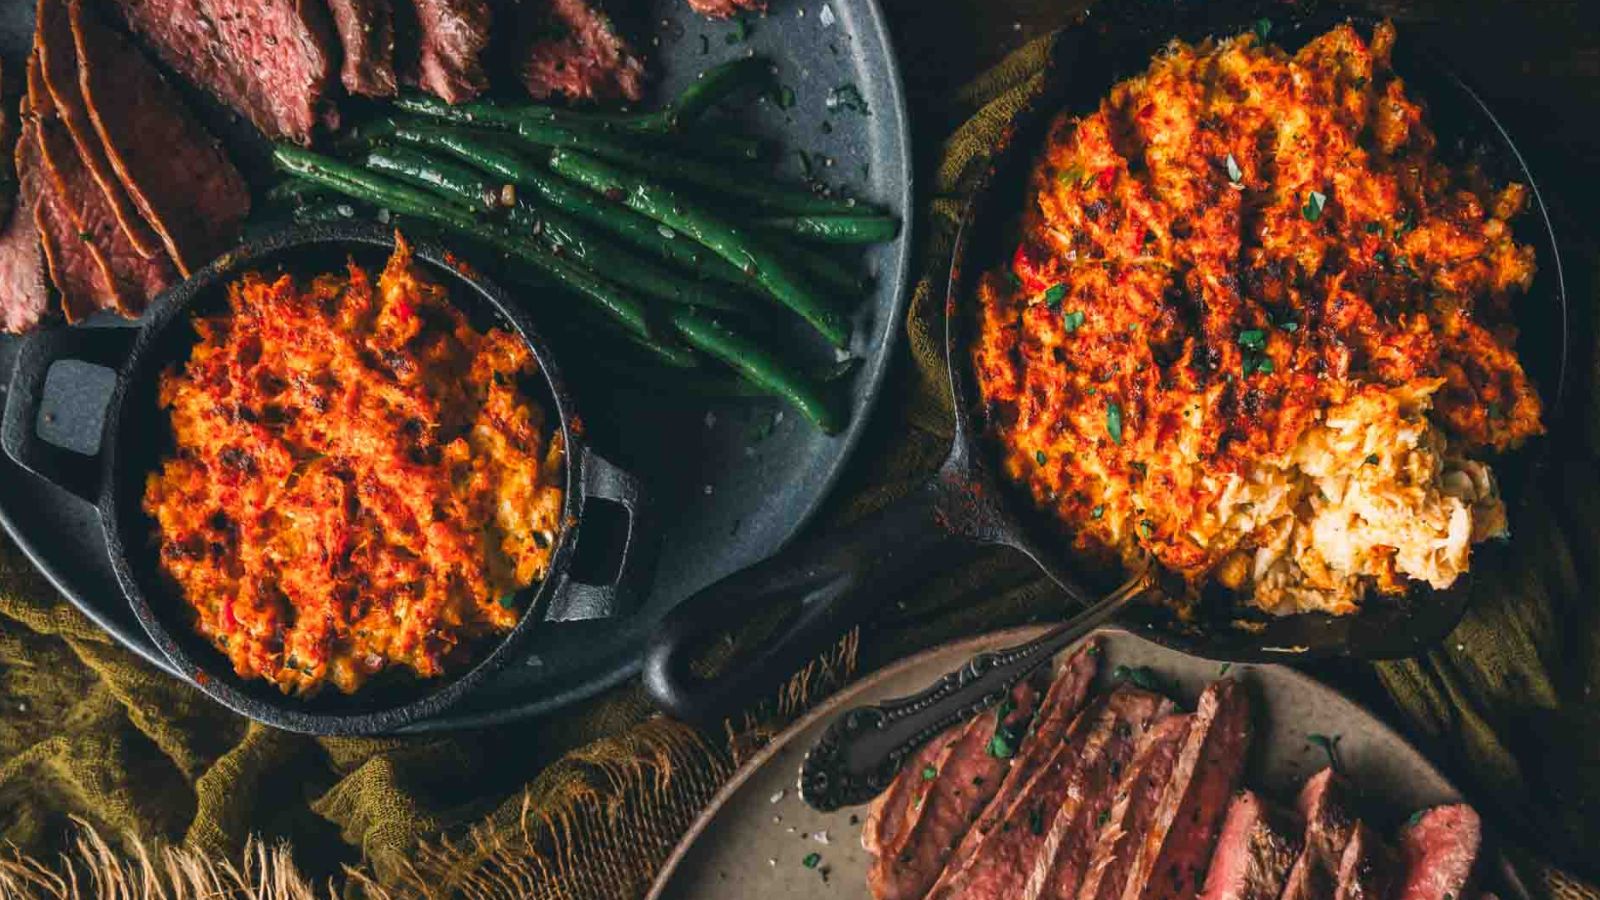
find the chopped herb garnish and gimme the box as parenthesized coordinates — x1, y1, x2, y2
(1281, 321, 1299, 332)
(78, 230, 94, 242)
(498, 594, 518, 609)
(1059, 164, 1086, 186)
(1044, 283, 1068, 308)
(922, 765, 938, 781)
(1237, 329, 1266, 351)
(1098, 810, 1111, 826)
(1006, 270, 1023, 289)
(1225, 153, 1244, 185)
(1091, 505, 1105, 519)
(1138, 519, 1154, 538)
(1302, 190, 1327, 222)
(1254, 17, 1272, 40)
(1063, 309, 1086, 333)
(1254, 357, 1274, 374)
(1394, 210, 1415, 238)
(775, 85, 796, 109)
(1035, 450, 1048, 465)
(1029, 806, 1046, 835)
(1407, 809, 1426, 828)
(826, 83, 870, 116)
(1365, 221, 1383, 234)
(1307, 733, 1343, 772)
(802, 852, 821, 869)
(1112, 665, 1164, 692)
(1219, 662, 1232, 676)
(1106, 402, 1123, 444)
(987, 729, 1016, 759)
(725, 16, 749, 43)
(1375, 250, 1388, 265)
(1365, 454, 1380, 466)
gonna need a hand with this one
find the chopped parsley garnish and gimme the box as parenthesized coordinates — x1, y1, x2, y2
(1225, 153, 1243, 185)
(1254, 17, 1272, 40)
(1044, 283, 1068, 308)
(1029, 806, 1046, 835)
(1091, 505, 1105, 519)
(1281, 321, 1299, 332)
(1035, 450, 1048, 465)
(1219, 662, 1232, 676)
(1364, 221, 1383, 234)
(826, 83, 870, 116)
(1365, 454, 1380, 466)
(1138, 519, 1154, 538)
(497, 594, 518, 609)
(1237, 329, 1266, 351)
(1407, 809, 1426, 828)
(802, 852, 821, 869)
(922, 765, 938, 781)
(724, 16, 749, 43)
(1308, 733, 1344, 772)
(1059, 164, 1086, 186)
(1106, 402, 1123, 444)
(775, 85, 796, 109)
(1302, 190, 1327, 222)
(1063, 309, 1086, 333)
(1394, 210, 1415, 238)
(1375, 250, 1388, 264)
(1098, 810, 1111, 826)
(987, 729, 1016, 759)
(1112, 665, 1165, 692)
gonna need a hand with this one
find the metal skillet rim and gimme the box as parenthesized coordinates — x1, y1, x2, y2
(938, 12, 1569, 662)
(97, 222, 590, 735)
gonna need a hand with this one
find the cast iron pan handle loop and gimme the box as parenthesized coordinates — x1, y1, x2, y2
(2, 325, 138, 504)
(643, 476, 972, 726)
(545, 448, 650, 623)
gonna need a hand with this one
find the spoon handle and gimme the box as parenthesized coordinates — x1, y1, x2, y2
(797, 565, 1154, 811)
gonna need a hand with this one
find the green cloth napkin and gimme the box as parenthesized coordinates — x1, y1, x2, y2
(3, 8, 1600, 899)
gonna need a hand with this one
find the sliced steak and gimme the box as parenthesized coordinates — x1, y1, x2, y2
(1197, 790, 1301, 900)
(1113, 678, 1253, 900)
(397, 0, 491, 104)
(928, 685, 1169, 900)
(1279, 768, 1359, 900)
(1395, 805, 1481, 900)
(109, 0, 336, 143)
(0, 112, 51, 334)
(1031, 691, 1178, 900)
(26, 119, 105, 322)
(515, 0, 645, 103)
(930, 642, 1101, 895)
(35, 0, 162, 261)
(1077, 714, 1194, 900)
(328, 0, 397, 97)
(683, 0, 765, 19)
(868, 679, 1041, 900)
(72, 0, 250, 276)
(864, 729, 962, 860)
(1333, 821, 1400, 900)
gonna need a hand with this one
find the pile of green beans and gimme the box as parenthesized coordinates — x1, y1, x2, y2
(268, 57, 899, 434)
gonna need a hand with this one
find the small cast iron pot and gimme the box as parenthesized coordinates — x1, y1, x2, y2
(644, 1, 1570, 725)
(2, 223, 647, 735)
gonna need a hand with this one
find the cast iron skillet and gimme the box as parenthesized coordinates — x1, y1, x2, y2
(1, 223, 648, 735)
(644, 1, 1569, 726)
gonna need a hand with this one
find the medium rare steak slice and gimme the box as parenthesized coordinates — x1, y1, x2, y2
(1077, 714, 1194, 900)
(26, 120, 107, 322)
(0, 113, 51, 334)
(1113, 678, 1253, 900)
(397, 0, 492, 104)
(1333, 821, 1400, 900)
(109, 0, 336, 143)
(683, 0, 765, 19)
(868, 679, 1041, 900)
(515, 0, 645, 103)
(1395, 805, 1481, 900)
(928, 685, 1169, 900)
(1279, 768, 1359, 900)
(930, 643, 1101, 895)
(1031, 691, 1178, 900)
(72, 0, 249, 277)
(35, 0, 162, 261)
(864, 730, 963, 860)
(328, 0, 397, 97)
(1197, 790, 1301, 900)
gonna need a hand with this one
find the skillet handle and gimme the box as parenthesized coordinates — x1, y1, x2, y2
(2, 326, 137, 504)
(545, 448, 651, 622)
(642, 476, 970, 726)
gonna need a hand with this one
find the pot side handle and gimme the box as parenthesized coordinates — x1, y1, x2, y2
(544, 448, 651, 623)
(2, 326, 137, 504)
(642, 476, 971, 727)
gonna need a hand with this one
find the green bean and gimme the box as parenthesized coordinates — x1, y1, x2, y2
(550, 149, 850, 348)
(519, 120, 879, 216)
(271, 145, 656, 341)
(384, 123, 757, 288)
(362, 146, 746, 311)
(664, 56, 773, 126)
(754, 214, 900, 244)
(667, 307, 840, 433)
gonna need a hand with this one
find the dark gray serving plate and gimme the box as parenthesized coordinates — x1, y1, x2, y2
(0, 0, 911, 731)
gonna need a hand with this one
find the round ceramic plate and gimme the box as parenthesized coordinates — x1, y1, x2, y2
(0, 0, 912, 730)
(649, 626, 1531, 899)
